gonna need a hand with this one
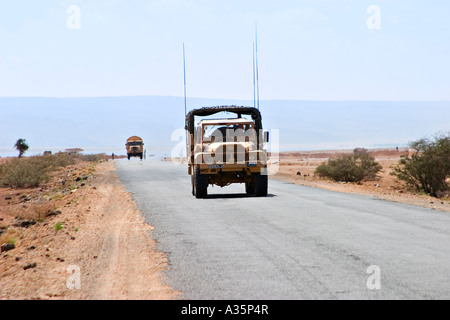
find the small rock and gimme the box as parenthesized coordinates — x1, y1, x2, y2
(23, 262, 37, 270)
(15, 220, 36, 228)
(1, 243, 15, 253)
(5, 196, 12, 200)
(27, 246, 36, 251)
(15, 257, 21, 261)
(46, 210, 62, 217)
(70, 236, 76, 240)
(57, 257, 65, 262)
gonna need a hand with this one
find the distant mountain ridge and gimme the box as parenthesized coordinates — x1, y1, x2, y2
(1, 96, 449, 157)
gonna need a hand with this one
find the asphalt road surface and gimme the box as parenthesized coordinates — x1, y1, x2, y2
(115, 159, 450, 299)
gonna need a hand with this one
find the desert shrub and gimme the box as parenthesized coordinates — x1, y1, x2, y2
(72, 153, 106, 162)
(391, 133, 450, 197)
(315, 149, 382, 183)
(0, 158, 49, 188)
(0, 153, 75, 188)
(43, 152, 75, 168)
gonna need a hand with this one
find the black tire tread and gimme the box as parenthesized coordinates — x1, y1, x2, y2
(194, 168, 208, 198)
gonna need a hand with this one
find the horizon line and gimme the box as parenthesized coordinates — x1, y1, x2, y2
(0, 95, 449, 103)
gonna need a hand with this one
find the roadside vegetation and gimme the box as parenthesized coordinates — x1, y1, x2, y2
(391, 133, 450, 198)
(0, 152, 106, 188)
(314, 148, 382, 183)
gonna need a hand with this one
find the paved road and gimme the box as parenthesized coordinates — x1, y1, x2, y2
(115, 159, 450, 299)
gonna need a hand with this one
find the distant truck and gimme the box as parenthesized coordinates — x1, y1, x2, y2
(185, 106, 269, 198)
(125, 136, 144, 160)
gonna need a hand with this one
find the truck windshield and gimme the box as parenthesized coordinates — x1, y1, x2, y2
(203, 123, 254, 142)
(128, 141, 142, 146)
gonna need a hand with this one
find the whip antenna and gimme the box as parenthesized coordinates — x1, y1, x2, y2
(253, 42, 256, 109)
(255, 23, 260, 110)
(183, 43, 188, 158)
(183, 43, 187, 119)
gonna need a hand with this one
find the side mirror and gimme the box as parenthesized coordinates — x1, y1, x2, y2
(264, 131, 269, 143)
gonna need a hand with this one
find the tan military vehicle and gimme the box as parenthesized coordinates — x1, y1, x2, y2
(125, 136, 144, 160)
(185, 106, 269, 198)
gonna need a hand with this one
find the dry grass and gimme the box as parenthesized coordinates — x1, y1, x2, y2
(0, 228, 22, 247)
(0, 153, 75, 188)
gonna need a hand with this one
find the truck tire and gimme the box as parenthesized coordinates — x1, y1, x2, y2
(255, 173, 268, 197)
(140, 153, 143, 160)
(194, 168, 208, 198)
(127, 154, 130, 160)
(245, 177, 256, 194)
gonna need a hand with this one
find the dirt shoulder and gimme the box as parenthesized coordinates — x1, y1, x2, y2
(271, 149, 450, 213)
(0, 159, 180, 300)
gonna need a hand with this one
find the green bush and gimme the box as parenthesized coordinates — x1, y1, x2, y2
(54, 222, 64, 231)
(391, 133, 450, 197)
(315, 149, 382, 183)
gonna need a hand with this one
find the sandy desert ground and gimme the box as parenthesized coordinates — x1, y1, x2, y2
(0, 158, 180, 300)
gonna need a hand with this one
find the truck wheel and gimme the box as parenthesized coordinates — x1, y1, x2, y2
(255, 173, 268, 197)
(127, 154, 130, 160)
(194, 168, 208, 198)
(245, 177, 256, 194)
(140, 153, 143, 160)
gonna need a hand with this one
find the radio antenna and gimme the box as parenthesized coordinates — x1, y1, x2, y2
(253, 42, 256, 109)
(183, 42, 187, 118)
(183, 43, 189, 159)
(255, 23, 260, 110)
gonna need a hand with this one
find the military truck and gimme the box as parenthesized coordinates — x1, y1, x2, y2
(125, 136, 144, 160)
(185, 106, 269, 198)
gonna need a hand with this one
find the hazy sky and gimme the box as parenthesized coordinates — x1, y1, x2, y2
(1, 0, 449, 100)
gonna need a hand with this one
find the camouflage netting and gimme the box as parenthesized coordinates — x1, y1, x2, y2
(185, 106, 263, 134)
